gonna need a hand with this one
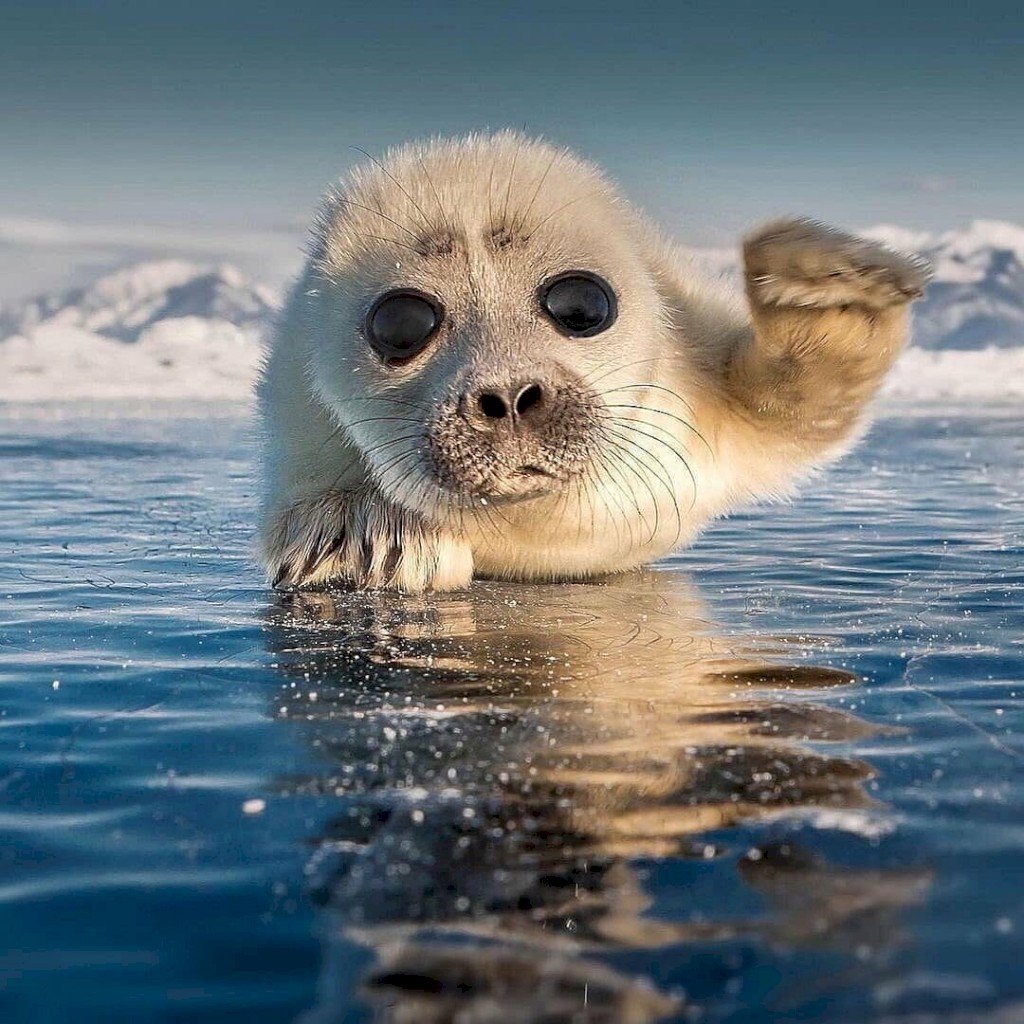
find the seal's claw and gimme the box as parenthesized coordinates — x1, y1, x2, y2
(260, 492, 473, 594)
(743, 218, 931, 311)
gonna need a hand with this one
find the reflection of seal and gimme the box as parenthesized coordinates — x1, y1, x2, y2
(257, 133, 930, 591)
(265, 573, 930, 1022)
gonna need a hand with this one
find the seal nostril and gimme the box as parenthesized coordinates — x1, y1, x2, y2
(515, 383, 544, 418)
(478, 392, 509, 419)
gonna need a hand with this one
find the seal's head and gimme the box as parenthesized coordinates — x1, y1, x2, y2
(301, 133, 682, 517)
(260, 131, 926, 590)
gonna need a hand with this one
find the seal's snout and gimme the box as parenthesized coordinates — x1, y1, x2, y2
(427, 365, 599, 502)
(461, 380, 552, 433)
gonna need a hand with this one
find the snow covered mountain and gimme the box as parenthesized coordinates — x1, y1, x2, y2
(0, 260, 279, 401)
(0, 259, 277, 343)
(866, 220, 1024, 350)
(0, 223, 1022, 401)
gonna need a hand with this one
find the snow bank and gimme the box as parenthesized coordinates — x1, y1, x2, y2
(883, 345, 1024, 401)
(0, 318, 261, 401)
(2, 318, 1021, 404)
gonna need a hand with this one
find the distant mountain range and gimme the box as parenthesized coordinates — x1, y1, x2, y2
(867, 221, 1024, 350)
(1, 221, 1022, 401)
(0, 259, 277, 344)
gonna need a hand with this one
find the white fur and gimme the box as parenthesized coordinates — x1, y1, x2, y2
(256, 133, 927, 592)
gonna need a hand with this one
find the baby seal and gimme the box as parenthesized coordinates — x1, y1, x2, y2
(257, 132, 929, 592)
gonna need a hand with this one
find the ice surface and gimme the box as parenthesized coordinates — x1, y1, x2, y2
(1, 407, 1022, 1022)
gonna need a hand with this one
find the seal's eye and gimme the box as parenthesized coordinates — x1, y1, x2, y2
(538, 272, 617, 338)
(366, 289, 442, 361)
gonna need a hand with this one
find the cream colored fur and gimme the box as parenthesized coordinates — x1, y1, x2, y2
(256, 132, 929, 592)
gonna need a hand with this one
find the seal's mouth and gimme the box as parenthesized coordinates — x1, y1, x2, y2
(516, 464, 557, 479)
(460, 463, 566, 503)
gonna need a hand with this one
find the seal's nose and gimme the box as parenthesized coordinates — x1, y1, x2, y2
(463, 381, 551, 431)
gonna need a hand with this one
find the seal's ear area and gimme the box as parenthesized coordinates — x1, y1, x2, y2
(305, 187, 343, 268)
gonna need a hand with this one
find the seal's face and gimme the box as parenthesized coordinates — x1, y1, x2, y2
(258, 132, 926, 591)
(304, 134, 677, 526)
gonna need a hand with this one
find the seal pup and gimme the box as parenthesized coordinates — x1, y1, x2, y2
(257, 132, 929, 591)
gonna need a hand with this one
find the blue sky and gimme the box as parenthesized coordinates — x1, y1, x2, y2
(1, 1, 1021, 256)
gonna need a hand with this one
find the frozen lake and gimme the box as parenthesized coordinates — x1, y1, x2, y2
(1, 403, 1022, 1023)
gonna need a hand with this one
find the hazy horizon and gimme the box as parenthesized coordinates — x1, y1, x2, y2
(2, 2, 1021, 300)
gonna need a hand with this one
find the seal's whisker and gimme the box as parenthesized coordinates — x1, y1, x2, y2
(583, 355, 698, 395)
(343, 415, 425, 432)
(580, 460, 621, 553)
(361, 434, 424, 460)
(310, 408, 425, 470)
(602, 406, 703, 462)
(596, 436, 652, 534)
(476, 491, 517, 533)
(592, 448, 640, 553)
(602, 421, 684, 528)
(386, 462, 424, 500)
(585, 358, 697, 407)
(525, 189, 602, 239)
(368, 453, 424, 505)
(486, 155, 497, 237)
(603, 400, 702, 438)
(374, 445, 424, 479)
(346, 395, 432, 412)
(418, 155, 451, 233)
(350, 146, 436, 236)
(380, 465, 432, 524)
(512, 147, 559, 238)
(602, 435, 662, 544)
(440, 482, 505, 545)
(601, 400, 712, 461)
(473, 500, 507, 546)
(579, 471, 599, 543)
(358, 233, 428, 256)
(596, 456, 634, 554)
(336, 434, 424, 491)
(599, 379, 696, 413)
(500, 137, 523, 232)
(612, 420, 698, 511)
(569, 476, 588, 546)
(311, 418, 350, 459)
(543, 471, 580, 545)
(378, 457, 512, 550)
(600, 384, 712, 455)
(331, 196, 422, 241)
(602, 444, 660, 546)
(603, 421, 673, 485)
(604, 427, 684, 547)
(578, 350, 676, 389)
